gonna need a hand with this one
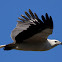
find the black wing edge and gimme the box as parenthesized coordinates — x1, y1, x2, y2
(15, 9, 53, 43)
(42, 13, 53, 29)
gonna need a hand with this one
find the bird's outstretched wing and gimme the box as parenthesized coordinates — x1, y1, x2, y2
(11, 9, 53, 43)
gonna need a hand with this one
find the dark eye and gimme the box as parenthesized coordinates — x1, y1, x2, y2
(55, 41, 57, 42)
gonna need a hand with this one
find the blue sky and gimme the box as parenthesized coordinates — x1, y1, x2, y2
(0, 0, 62, 62)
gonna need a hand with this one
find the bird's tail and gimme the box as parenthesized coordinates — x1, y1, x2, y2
(0, 45, 6, 48)
(0, 43, 16, 50)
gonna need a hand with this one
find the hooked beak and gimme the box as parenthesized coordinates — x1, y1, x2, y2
(60, 42, 62, 45)
(57, 41, 62, 45)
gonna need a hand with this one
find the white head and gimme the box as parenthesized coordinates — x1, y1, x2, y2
(47, 39, 62, 47)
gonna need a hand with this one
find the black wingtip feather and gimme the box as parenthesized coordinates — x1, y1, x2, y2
(29, 9, 35, 19)
(46, 13, 49, 20)
(41, 15, 46, 22)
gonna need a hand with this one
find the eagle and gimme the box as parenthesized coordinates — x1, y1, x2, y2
(0, 9, 62, 51)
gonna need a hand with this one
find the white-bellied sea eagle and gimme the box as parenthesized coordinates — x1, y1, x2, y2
(0, 9, 62, 51)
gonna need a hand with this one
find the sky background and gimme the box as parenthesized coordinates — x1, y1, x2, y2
(0, 0, 62, 62)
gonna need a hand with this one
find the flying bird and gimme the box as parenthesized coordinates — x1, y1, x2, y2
(0, 9, 62, 51)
